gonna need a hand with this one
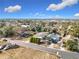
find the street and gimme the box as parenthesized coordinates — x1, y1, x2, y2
(7, 39, 79, 59)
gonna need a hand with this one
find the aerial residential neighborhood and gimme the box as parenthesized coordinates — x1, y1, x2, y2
(0, 0, 79, 59)
(0, 20, 78, 59)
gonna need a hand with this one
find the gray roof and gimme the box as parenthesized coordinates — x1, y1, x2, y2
(47, 33, 60, 40)
(34, 32, 48, 39)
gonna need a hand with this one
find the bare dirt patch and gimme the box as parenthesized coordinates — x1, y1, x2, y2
(0, 47, 59, 59)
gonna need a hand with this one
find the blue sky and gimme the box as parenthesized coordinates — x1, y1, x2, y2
(0, 0, 79, 19)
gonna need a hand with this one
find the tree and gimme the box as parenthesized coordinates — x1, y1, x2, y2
(31, 28, 36, 32)
(3, 26, 15, 37)
(69, 25, 79, 38)
(63, 39, 78, 52)
(36, 25, 42, 32)
(0, 30, 3, 37)
(0, 30, 3, 35)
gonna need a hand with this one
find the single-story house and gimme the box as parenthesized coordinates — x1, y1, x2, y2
(19, 31, 33, 37)
(47, 33, 61, 43)
(21, 25, 30, 28)
(33, 32, 48, 41)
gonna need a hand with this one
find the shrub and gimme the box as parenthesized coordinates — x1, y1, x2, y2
(63, 39, 78, 52)
(3, 26, 15, 37)
(30, 37, 40, 44)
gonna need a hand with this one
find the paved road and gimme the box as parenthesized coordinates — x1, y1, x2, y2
(6, 39, 79, 59)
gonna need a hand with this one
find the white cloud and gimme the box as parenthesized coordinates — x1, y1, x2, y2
(47, 0, 78, 11)
(4, 5, 21, 13)
(74, 13, 79, 17)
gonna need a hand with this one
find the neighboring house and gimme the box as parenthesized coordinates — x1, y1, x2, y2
(19, 31, 33, 37)
(33, 32, 48, 40)
(21, 25, 30, 28)
(47, 33, 61, 44)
